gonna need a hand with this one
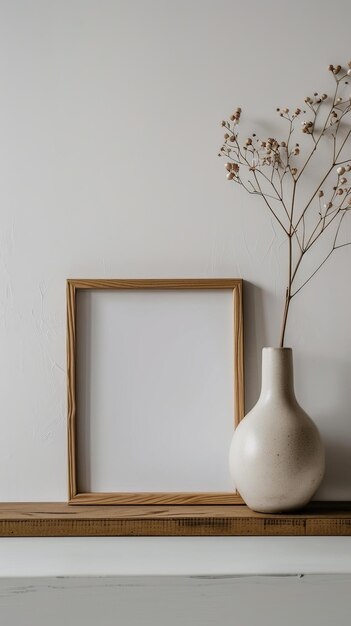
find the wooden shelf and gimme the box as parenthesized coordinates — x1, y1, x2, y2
(0, 502, 351, 536)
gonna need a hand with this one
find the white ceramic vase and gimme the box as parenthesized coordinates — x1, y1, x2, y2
(229, 347, 325, 513)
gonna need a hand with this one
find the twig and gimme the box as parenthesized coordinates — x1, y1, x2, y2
(220, 63, 351, 344)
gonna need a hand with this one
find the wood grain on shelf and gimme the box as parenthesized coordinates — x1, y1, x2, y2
(0, 503, 351, 536)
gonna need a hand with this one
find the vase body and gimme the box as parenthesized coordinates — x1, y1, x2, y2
(229, 347, 325, 513)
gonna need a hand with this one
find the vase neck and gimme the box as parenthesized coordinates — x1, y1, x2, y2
(260, 348, 296, 401)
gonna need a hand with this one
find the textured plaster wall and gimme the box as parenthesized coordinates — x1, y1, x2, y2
(0, 0, 350, 501)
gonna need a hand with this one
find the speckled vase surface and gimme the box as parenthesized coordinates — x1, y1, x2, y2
(229, 347, 325, 513)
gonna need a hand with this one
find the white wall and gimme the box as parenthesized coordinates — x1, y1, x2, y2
(0, 0, 350, 501)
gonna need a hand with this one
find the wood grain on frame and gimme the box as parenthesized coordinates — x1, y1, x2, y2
(67, 280, 77, 501)
(67, 278, 244, 505)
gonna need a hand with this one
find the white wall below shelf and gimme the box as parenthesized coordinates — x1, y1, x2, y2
(0, 537, 351, 578)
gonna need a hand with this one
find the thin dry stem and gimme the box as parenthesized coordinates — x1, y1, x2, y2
(220, 63, 351, 345)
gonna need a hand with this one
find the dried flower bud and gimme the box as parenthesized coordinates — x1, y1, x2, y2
(282, 108, 289, 114)
(224, 133, 230, 139)
(333, 65, 342, 74)
(291, 168, 297, 176)
(336, 188, 344, 195)
(294, 108, 301, 115)
(301, 119, 313, 133)
(318, 190, 324, 198)
(221, 121, 226, 126)
(230, 135, 235, 142)
(328, 64, 334, 71)
(321, 94, 328, 100)
(280, 141, 286, 147)
(346, 165, 351, 172)
(225, 163, 232, 171)
(336, 97, 343, 103)
(294, 147, 300, 155)
(337, 166, 346, 175)
(226, 172, 234, 180)
(340, 177, 347, 184)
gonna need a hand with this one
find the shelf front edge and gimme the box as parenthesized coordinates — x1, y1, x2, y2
(0, 503, 351, 536)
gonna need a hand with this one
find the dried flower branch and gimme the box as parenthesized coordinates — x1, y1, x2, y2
(219, 62, 351, 346)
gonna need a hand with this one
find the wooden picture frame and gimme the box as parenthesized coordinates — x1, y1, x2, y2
(67, 279, 244, 505)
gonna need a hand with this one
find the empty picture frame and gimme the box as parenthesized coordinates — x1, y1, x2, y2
(67, 279, 244, 505)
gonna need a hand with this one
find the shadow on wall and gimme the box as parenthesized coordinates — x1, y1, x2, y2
(297, 354, 351, 500)
(76, 291, 94, 494)
(243, 281, 268, 411)
(319, 436, 351, 500)
(243, 283, 351, 499)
